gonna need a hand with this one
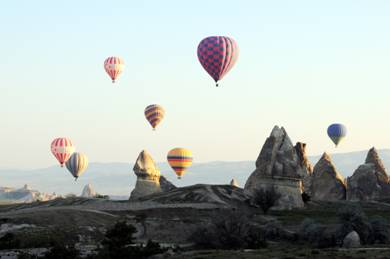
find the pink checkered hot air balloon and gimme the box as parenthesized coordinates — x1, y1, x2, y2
(104, 56, 124, 83)
(50, 138, 75, 167)
(197, 36, 239, 87)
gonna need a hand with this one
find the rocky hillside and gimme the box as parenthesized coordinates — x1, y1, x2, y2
(0, 184, 58, 203)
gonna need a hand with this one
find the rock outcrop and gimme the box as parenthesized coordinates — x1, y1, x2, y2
(343, 231, 361, 248)
(230, 179, 239, 187)
(160, 175, 176, 192)
(81, 184, 97, 198)
(311, 153, 346, 201)
(346, 147, 390, 201)
(244, 126, 312, 210)
(136, 184, 248, 208)
(130, 150, 162, 201)
(0, 184, 58, 203)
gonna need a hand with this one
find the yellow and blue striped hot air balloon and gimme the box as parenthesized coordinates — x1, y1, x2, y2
(65, 152, 88, 180)
(144, 104, 165, 130)
(167, 148, 193, 179)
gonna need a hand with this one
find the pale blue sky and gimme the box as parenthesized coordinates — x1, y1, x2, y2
(1, 0, 390, 169)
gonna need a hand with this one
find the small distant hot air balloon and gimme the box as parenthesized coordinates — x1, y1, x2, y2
(51, 138, 75, 167)
(144, 104, 165, 130)
(327, 123, 347, 147)
(167, 148, 193, 179)
(65, 152, 88, 180)
(197, 36, 239, 87)
(104, 56, 124, 83)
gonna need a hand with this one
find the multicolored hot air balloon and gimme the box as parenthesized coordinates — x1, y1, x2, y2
(197, 36, 239, 87)
(327, 123, 347, 147)
(167, 148, 193, 179)
(104, 56, 124, 83)
(51, 138, 75, 167)
(65, 152, 88, 180)
(144, 104, 165, 130)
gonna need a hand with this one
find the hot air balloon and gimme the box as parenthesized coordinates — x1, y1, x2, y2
(167, 148, 193, 179)
(197, 36, 239, 87)
(144, 104, 165, 130)
(51, 138, 75, 167)
(327, 123, 347, 147)
(104, 56, 124, 83)
(65, 152, 88, 180)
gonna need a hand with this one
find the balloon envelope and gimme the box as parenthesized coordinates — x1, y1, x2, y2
(144, 104, 165, 130)
(327, 123, 347, 147)
(51, 138, 75, 167)
(65, 152, 88, 180)
(104, 56, 124, 83)
(197, 36, 239, 86)
(167, 148, 193, 179)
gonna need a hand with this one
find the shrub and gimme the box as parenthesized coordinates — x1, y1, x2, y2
(245, 227, 267, 249)
(302, 192, 311, 203)
(190, 212, 267, 250)
(262, 220, 284, 240)
(251, 186, 281, 214)
(101, 221, 137, 258)
(138, 239, 166, 257)
(298, 218, 337, 248)
(369, 216, 390, 244)
(94, 194, 109, 199)
(90, 221, 165, 259)
(0, 233, 20, 249)
(41, 243, 80, 259)
(336, 205, 372, 245)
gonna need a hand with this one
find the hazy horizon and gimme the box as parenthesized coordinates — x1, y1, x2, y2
(1, 148, 390, 196)
(1, 147, 389, 171)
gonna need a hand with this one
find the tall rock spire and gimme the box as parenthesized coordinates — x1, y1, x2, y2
(311, 152, 346, 201)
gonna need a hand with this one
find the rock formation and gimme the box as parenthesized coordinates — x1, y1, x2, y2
(310, 153, 346, 201)
(160, 175, 176, 192)
(346, 147, 390, 201)
(130, 150, 176, 201)
(343, 231, 361, 248)
(230, 179, 239, 187)
(81, 184, 97, 198)
(0, 185, 58, 203)
(130, 150, 162, 201)
(244, 126, 312, 210)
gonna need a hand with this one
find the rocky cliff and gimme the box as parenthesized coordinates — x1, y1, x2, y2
(347, 147, 390, 201)
(311, 153, 346, 201)
(244, 126, 312, 209)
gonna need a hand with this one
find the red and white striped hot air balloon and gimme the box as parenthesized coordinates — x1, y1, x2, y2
(104, 56, 124, 83)
(50, 138, 75, 167)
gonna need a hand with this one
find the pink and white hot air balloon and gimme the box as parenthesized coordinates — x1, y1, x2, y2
(50, 138, 75, 167)
(104, 56, 124, 83)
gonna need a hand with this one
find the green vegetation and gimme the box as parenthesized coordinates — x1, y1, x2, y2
(88, 221, 166, 259)
(251, 186, 281, 214)
(167, 246, 390, 259)
(190, 212, 267, 249)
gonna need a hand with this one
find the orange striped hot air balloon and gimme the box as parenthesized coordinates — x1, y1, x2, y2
(50, 138, 75, 167)
(104, 56, 124, 83)
(144, 104, 165, 130)
(167, 148, 193, 179)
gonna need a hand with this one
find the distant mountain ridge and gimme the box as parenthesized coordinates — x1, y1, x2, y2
(0, 149, 389, 197)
